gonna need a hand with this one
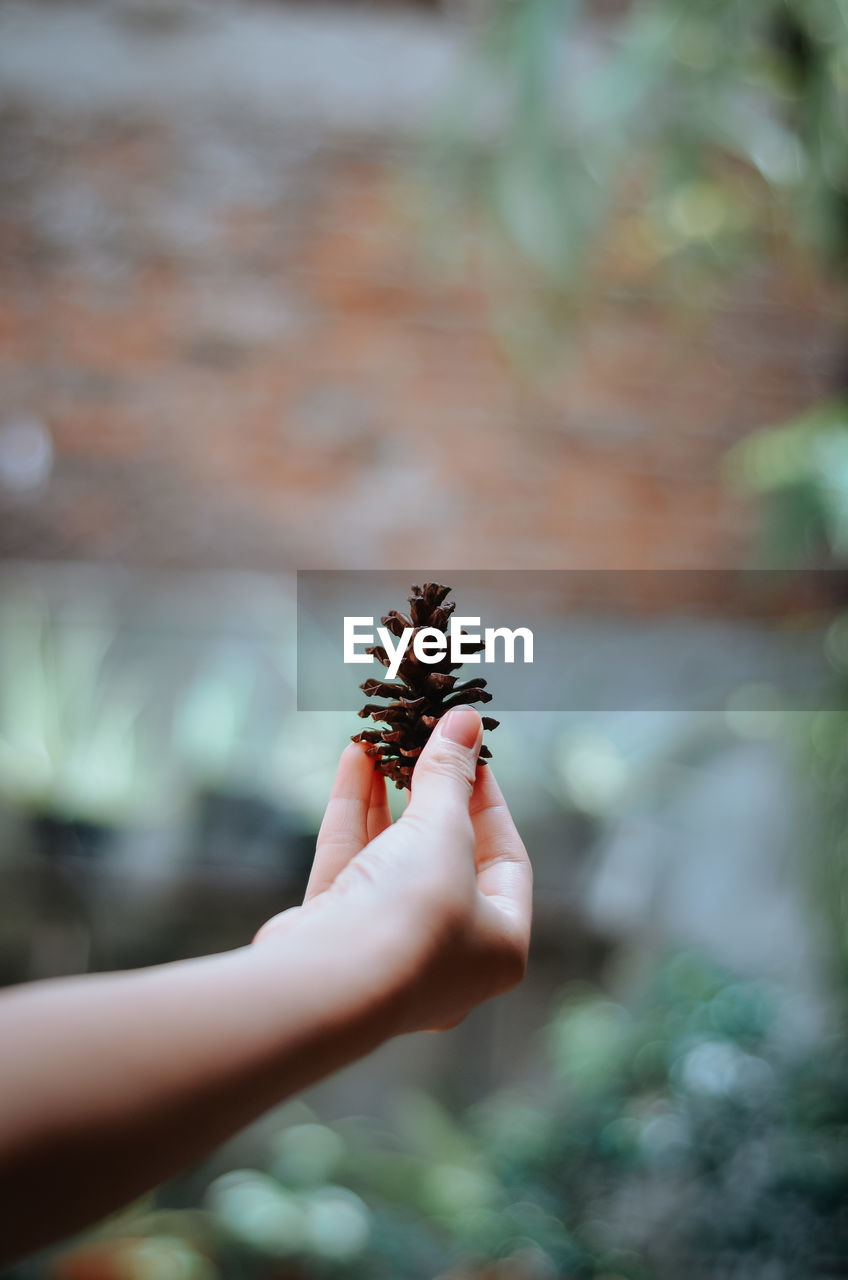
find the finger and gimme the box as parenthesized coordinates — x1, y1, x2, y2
(367, 766, 392, 841)
(304, 742, 374, 901)
(406, 706, 483, 827)
(469, 766, 532, 942)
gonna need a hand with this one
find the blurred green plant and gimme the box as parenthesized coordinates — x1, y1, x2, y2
(227, 956, 848, 1279)
(725, 396, 848, 995)
(726, 398, 848, 566)
(0, 589, 159, 829)
(172, 649, 262, 791)
(428, 0, 848, 364)
(64, 954, 847, 1280)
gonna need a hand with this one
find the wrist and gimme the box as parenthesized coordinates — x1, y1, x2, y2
(247, 896, 413, 1062)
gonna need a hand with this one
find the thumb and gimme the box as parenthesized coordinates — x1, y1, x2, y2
(406, 705, 483, 820)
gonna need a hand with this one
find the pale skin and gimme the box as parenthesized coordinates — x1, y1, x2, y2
(0, 705, 532, 1264)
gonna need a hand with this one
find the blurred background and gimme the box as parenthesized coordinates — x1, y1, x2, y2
(2, 0, 848, 1276)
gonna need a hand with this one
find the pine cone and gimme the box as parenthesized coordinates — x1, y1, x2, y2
(351, 582, 499, 790)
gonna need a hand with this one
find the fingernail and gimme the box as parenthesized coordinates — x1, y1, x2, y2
(438, 705, 481, 749)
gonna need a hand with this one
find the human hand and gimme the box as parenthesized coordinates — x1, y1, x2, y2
(0, 710, 528, 1264)
(255, 706, 532, 1036)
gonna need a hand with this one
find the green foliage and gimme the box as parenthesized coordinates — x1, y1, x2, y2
(805, 701, 848, 992)
(726, 399, 848, 566)
(83, 956, 842, 1280)
(725, 396, 848, 986)
(429, 0, 848, 361)
(0, 589, 158, 826)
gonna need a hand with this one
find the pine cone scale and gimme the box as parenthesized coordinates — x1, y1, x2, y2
(351, 582, 497, 790)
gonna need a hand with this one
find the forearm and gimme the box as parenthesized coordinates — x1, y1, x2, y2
(0, 904, 402, 1264)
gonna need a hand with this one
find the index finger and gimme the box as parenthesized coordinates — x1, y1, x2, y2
(305, 742, 374, 901)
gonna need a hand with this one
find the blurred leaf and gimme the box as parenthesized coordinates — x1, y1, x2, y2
(425, 0, 848, 362)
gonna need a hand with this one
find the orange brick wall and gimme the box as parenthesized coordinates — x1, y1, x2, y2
(0, 107, 842, 572)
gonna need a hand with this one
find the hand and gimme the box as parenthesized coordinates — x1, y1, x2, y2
(255, 706, 532, 1035)
(0, 707, 530, 1264)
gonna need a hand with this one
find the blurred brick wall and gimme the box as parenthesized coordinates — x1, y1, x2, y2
(0, 3, 843, 573)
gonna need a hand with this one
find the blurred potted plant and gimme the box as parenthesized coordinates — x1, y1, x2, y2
(0, 585, 170, 980)
(0, 587, 160, 859)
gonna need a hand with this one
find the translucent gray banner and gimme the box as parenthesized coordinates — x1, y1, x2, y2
(296, 570, 848, 712)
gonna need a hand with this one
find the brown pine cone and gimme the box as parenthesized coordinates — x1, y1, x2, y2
(351, 582, 499, 790)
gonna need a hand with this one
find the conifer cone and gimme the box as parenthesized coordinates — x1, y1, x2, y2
(351, 582, 499, 790)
